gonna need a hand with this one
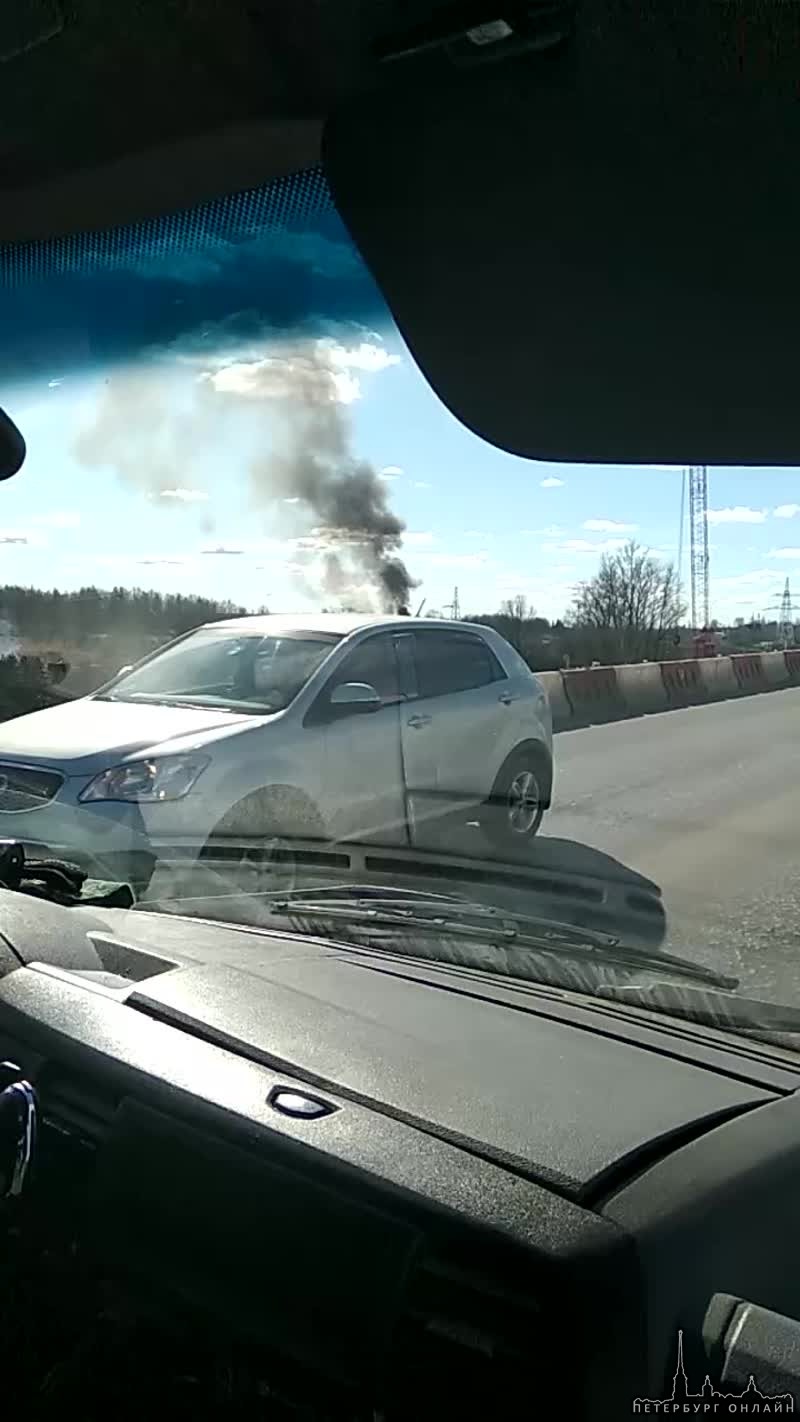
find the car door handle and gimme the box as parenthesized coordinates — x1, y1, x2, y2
(407, 714, 432, 729)
(498, 692, 519, 705)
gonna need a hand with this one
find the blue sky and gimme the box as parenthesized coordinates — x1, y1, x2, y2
(2, 190, 799, 627)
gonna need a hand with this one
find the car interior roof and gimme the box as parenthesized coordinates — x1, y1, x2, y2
(3, 2, 800, 466)
(1, 0, 457, 241)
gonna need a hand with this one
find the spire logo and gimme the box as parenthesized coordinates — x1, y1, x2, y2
(633, 1330, 795, 1414)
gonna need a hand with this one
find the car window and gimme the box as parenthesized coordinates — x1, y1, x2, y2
(111, 631, 250, 694)
(104, 630, 337, 713)
(413, 632, 506, 698)
(332, 636, 402, 704)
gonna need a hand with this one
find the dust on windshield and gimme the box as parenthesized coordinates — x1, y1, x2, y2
(2, 164, 800, 1038)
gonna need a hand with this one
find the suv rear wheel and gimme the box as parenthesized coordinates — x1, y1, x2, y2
(486, 747, 551, 852)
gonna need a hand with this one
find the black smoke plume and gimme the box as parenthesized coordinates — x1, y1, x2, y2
(207, 337, 418, 611)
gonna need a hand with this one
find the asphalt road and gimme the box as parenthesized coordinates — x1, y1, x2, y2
(543, 686, 800, 1004)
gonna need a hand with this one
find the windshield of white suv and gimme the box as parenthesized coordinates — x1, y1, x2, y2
(2, 163, 800, 1048)
(101, 629, 339, 713)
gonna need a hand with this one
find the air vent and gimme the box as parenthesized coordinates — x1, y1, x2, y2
(389, 1249, 547, 1417)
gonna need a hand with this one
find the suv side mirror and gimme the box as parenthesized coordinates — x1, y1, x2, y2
(329, 681, 381, 714)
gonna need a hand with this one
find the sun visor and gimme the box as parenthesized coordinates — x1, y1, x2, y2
(323, 5, 800, 466)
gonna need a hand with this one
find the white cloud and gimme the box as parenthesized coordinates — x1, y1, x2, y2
(582, 519, 637, 534)
(206, 337, 398, 412)
(157, 488, 209, 504)
(207, 352, 359, 406)
(706, 506, 766, 525)
(380, 465, 403, 479)
(774, 504, 800, 520)
(540, 476, 565, 488)
(320, 339, 400, 375)
(283, 497, 300, 505)
(769, 547, 800, 559)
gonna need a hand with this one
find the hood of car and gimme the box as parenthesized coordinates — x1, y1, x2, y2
(0, 697, 254, 767)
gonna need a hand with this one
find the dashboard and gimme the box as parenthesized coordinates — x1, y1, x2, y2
(2, 888, 800, 1417)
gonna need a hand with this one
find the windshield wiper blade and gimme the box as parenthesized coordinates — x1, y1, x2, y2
(595, 982, 800, 1035)
(266, 888, 738, 991)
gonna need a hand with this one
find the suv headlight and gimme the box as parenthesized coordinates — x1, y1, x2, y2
(78, 754, 210, 804)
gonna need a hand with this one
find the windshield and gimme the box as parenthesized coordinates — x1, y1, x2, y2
(1, 163, 798, 1049)
(102, 629, 338, 713)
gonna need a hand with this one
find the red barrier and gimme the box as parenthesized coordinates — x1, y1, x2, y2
(730, 654, 767, 691)
(785, 649, 800, 682)
(660, 659, 707, 706)
(561, 666, 626, 724)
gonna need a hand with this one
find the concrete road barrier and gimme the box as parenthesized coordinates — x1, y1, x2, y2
(660, 658, 707, 708)
(561, 665, 626, 727)
(761, 650, 791, 687)
(731, 653, 768, 693)
(541, 649, 799, 735)
(697, 656, 738, 701)
(616, 663, 668, 716)
(537, 671, 572, 731)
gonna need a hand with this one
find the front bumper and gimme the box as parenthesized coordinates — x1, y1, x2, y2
(0, 790, 155, 884)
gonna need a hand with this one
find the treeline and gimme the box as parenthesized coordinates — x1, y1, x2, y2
(470, 609, 795, 670)
(0, 585, 255, 647)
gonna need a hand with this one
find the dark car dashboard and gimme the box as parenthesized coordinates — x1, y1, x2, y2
(2, 889, 800, 1419)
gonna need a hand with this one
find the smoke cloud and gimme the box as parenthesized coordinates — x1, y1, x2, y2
(74, 327, 417, 611)
(205, 338, 417, 610)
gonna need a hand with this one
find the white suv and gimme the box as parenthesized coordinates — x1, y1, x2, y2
(0, 614, 553, 878)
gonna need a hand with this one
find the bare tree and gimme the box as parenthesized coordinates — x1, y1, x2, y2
(569, 541, 685, 664)
(498, 595, 531, 654)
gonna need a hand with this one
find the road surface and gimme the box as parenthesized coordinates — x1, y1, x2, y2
(544, 686, 800, 1004)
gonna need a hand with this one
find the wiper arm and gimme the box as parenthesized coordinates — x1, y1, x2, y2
(266, 887, 738, 991)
